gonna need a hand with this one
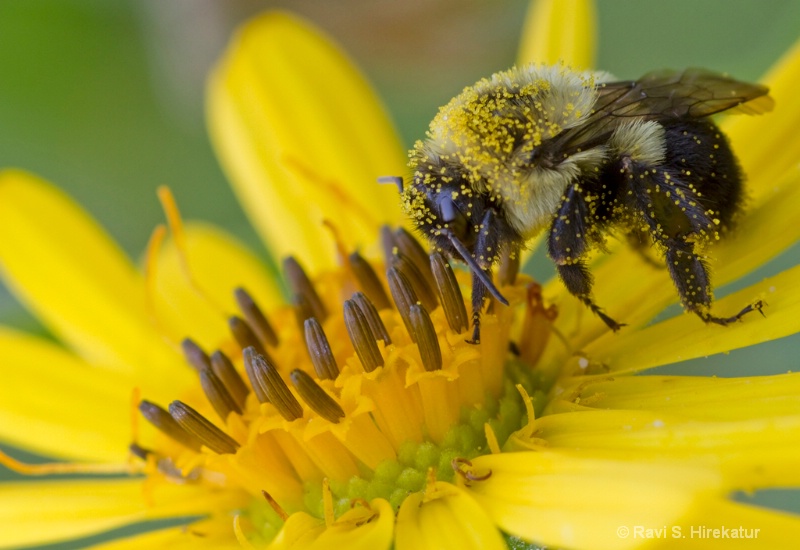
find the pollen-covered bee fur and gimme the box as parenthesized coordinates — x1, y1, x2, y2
(399, 63, 773, 342)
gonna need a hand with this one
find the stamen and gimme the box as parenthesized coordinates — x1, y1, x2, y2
(181, 338, 211, 372)
(233, 515, 258, 550)
(343, 299, 384, 372)
(210, 351, 249, 410)
(168, 400, 240, 454)
(284, 256, 327, 321)
(386, 266, 419, 342)
(498, 248, 520, 286)
(138, 400, 202, 451)
(243, 346, 271, 404)
(229, 316, 266, 357)
(246, 350, 304, 421)
(394, 227, 437, 290)
(129, 442, 151, 460)
(430, 252, 469, 333)
(408, 304, 442, 371)
(200, 367, 243, 420)
(290, 369, 345, 423)
(380, 225, 397, 265)
(352, 291, 391, 345)
(391, 252, 438, 312)
(262, 490, 289, 521)
(484, 424, 501, 454)
(235, 287, 279, 347)
(323, 478, 335, 527)
(348, 251, 391, 310)
(292, 293, 316, 329)
(304, 317, 340, 380)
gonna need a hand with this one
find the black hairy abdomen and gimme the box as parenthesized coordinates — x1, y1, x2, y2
(660, 118, 744, 228)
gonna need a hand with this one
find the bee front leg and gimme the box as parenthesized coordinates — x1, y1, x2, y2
(468, 269, 488, 344)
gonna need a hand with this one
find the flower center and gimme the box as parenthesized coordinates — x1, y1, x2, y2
(133, 227, 555, 542)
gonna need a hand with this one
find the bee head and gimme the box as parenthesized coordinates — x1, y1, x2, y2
(395, 162, 520, 305)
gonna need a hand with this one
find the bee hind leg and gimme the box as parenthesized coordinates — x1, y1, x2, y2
(663, 241, 765, 325)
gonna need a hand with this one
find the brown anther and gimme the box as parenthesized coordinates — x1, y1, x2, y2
(394, 227, 437, 290)
(430, 252, 468, 334)
(386, 266, 419, 342)
(292, 292, 316, 330)
(498, 247, 520, 286)
(348, 251, 391, 310)
(129, 442, 151, 460)
(304, 318, 339, 380)
(138, 400, 202, 451)
(247, 351, 304, 421)
(290, 369, 345, 423)
(262, 490, 289, 521)
(409, 304, 442, 371)
(235, 287, 279, 347)
(200, 367, 242, 421)
(380, 225, 398, 265)
(210, 351, 249, 410)
(352, 291, 391, 345)
(229, 316, 266, 357)
(168, 401, 240, 454)
(181, 338, 210, 372)
(391, 252, 438, 312)
(343, 299, 384, 372)
(243, 346, 271, 404)
(283, 256, 327, 321)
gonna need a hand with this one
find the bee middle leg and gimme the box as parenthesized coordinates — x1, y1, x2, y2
(548, 182, 624, 331)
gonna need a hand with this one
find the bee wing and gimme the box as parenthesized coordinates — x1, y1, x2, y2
(545, 69, 772, 158)
(594, 68, 773, 119)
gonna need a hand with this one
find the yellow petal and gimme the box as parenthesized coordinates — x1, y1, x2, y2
(85, 518, 242, 550)
(517, 0, 597, 69)
(0, 328, 131, 462)
(554, 372, 800, 421)
(0, 170, 189, 392)
(723, 37, 800, 202)
(308, 499, 394, 550)
(0, 478, 246, 549)
(208, 11, 406, 273)
(583, 263, 800, 375)
(266, 512, 325, 550)
(465, 450, 723, 550)
(267, 499, 393, 550)
(151, 222, 282, 351)
(395, 482, 505, 550)
(520, 407, 800, 490)
(667, 499, 800, 550)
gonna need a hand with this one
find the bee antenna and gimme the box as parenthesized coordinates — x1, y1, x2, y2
(377, 175, 404, 194)
(442, 229, 509, 306)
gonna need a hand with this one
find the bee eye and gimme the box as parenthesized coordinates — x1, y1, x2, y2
(439, 196, 457, 222)
(438, 195, 468, 239)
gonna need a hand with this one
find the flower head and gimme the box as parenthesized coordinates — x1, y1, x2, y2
(2, 2, 800, 549)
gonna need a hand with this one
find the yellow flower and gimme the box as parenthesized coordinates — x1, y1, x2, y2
(1, 2, 800, 549)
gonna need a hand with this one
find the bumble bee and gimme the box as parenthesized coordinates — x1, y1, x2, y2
(399, 65, 773, 342)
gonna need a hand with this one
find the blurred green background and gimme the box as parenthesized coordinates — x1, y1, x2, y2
(1, 0, 799, 547)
